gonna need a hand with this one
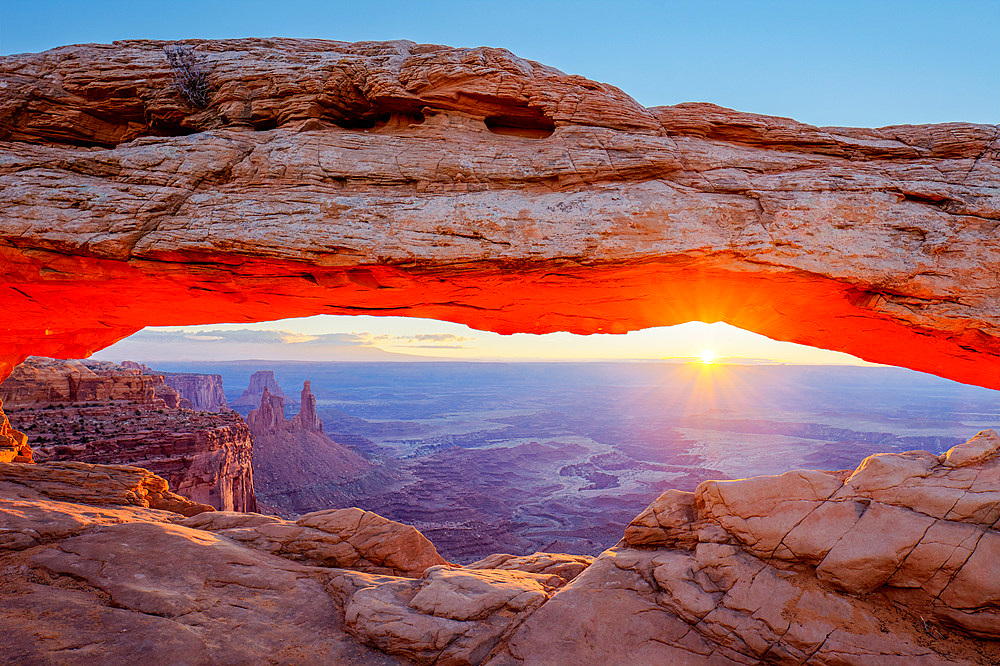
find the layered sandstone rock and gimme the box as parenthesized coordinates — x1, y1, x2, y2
(0, 460, 212, 517)
(182, 506, 447, 577)
(3, 434, 1000, 664)
(0, 399, 31, 463)
(0, 39, 997, 389)
(1, 357, 256, 511)
(329, 565, 564, 665)
(123, 362, 229, 412)
(1, 357, 169, 408)
(4, 521, 403, 665)
(245, 380, 371, 513)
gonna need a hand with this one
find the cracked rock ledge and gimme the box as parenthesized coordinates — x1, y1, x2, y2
(2, 430, 999, 664)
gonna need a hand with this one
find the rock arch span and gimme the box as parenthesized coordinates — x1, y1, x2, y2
(1, 39, 998, 388)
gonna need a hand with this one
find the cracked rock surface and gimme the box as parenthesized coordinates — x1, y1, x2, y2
(1, 39, 998, 388)
(3, 432, 999, 664)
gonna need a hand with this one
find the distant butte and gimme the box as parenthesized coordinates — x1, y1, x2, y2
(0, 39, 997, 388)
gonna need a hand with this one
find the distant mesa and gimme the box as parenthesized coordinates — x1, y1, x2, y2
(231, 370, 296, 413)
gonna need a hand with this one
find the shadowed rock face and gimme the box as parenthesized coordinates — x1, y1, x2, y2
(0, 39, 997, 388)
(245, 380, 372, 514)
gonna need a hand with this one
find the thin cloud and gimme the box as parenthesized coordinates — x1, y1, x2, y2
(124, 328, 471, 349)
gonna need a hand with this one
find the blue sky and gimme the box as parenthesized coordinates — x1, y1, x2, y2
(3, 0, 997, 127)
(6, 1, 997, 363)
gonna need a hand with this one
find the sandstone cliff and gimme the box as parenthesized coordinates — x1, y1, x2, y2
(1, 357, 256, 512)
(2, 357, 170, 407)
(246, 380, 371, 514)
(121, 361, 229, 412)
(161, 372, 228, 411)
(3, 432, 999, 664)
(0, 39, 997, 389)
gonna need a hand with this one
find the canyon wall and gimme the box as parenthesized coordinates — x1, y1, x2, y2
(121, 362, 229, 412)
(0, 358, 256, 511)
(0, 39, 997, 388)
(246, 380, 371, 514)
(161, 372, 228, 411)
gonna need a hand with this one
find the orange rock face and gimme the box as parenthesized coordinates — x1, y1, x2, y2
(1, 357, 256, 511)
(0, 38, 998, 389)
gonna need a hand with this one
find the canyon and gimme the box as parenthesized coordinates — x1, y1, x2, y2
(0, 37, 998, 663)
(122, 363, 230, 412)
(0, 357, 256, 512)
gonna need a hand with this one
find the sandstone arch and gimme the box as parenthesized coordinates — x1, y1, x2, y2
(1, 39, 997, 388)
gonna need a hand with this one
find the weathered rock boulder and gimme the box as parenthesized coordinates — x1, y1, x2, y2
(466, 551, 594, 585)
(0, 460, 212, 516)
(329, 565, 562, 666)
(0, 39, 997, 389)
(182, 506, 447, 577)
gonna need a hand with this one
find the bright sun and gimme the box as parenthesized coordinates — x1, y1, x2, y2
(698, 349, 717, 364)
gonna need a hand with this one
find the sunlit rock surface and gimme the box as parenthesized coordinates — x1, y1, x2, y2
(1, 39, 998, 388)
(182, 506, 447, 577)
(2, 433, 999, 664)
(1, 357, 256, 511)
(0, 460, 212, 518)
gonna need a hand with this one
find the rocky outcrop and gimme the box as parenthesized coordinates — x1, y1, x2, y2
(163, 372, 227, 411)
(231, 370, 293, 412)
(4, 433, 1000, 664)
(292, 379, 322, 432)
(329, 566, 564, 665)
(0, 460, 212, 517)
(0, 39, 997, 389)
(246, 380, 371, 514)
(123, 362, 229, 412)
(466, 552, 594, 586)
(0, 399, 31, 463)
(1, 357, 169, 407)
(1, 357, 256, 512)
(4, 520, 402, 665)
(492, 430, 1000, 664)
(182, 507, 448, 577)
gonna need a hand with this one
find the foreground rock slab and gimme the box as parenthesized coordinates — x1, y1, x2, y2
(0, 460, 213, 516)
(1, 39, 998, 388)
(183, 506, 448, 577)
(3, 521, 404, 665)
(3, 437, 1000, 664)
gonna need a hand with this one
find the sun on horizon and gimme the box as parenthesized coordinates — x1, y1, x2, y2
(699, 349, 717, 364)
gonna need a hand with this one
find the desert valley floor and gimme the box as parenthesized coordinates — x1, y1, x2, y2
(144, 361, 1000, 561)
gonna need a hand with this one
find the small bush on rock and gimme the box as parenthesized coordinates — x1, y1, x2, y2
(164, 45, 211, 108)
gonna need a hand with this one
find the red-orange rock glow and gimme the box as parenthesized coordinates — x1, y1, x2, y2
(1, 39, 997, 388)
